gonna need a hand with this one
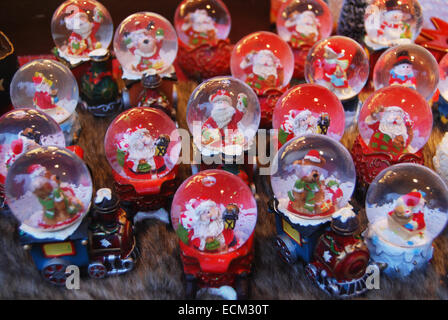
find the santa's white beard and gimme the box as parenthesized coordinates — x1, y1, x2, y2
(379, 119, 408, 141)
(252, 64, 278, 80)
(193, 20, 215, 33)
(297, 24, 318, 37)
(127, 146, 155, 171)
(211, 103, 235, 129)
(191, 218, 224, 250)
(73, 22, 93, 39)
(35, 83, 50, 94)
(292, 117, 318, 136)
(31, 176, 57, 192)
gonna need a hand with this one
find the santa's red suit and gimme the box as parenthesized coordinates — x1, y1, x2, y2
(130, 45, 163, 73)
(67, 21, 101, 56)
(123, 154, 167, 180)
(33, 91, 57, 110)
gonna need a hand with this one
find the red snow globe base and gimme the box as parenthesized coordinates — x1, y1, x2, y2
(258, 88, 287, 129)
(177, 40, 233, 81)
(171, 169, 258, 299)
(351, 135, 424, 191)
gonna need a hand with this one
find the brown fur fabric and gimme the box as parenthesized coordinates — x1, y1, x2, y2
(1, 80, 448, 299)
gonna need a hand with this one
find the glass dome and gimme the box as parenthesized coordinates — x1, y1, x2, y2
(171, 169, 257, 253)
(5, 146, 92, 232)
(276, 0, 332, 50)
(364, 0, 423, 50)
(270, 134, 356, 220)
(104, 107, 181, 181)
(0, 108, 65, 185)
(51, 0, 113, 65)
(10, 59, 79, 124)
(272, 83, 345, 146)
(230, 31, 294, 95)
(358, 86, 432, 154)
(366, 163, 448, 248)
(438, 52, 448, 101)
(186, 76, 260, 156)
(113, 12, 178, 80)
(373, 44, 439, 101)
(305, 36, 369, 101)
(174, 0, 231, 48)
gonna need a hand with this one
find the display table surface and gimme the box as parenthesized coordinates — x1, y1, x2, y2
(0, 78, 447, 299)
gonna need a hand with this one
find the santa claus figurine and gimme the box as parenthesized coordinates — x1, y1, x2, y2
(32, 72, 59, 111)
(181, 9, 218, 47)
(239, 49, 284, 94)
(389, 50, 416, 89)
(387, 189, 426, 240)
(365, 106, 413, 156)
(284, 10, 320, 49)
(279, 109, 329, 145)
(5, 128, 41, 169)
(177, 199, 238, 252)
(124, 21, 165, 73)
(287, 149, 343, 217)
(28, 164, 83, 228)
(316, 45, 350, 92)
(64, 7, 104, 57)
(117, 127, 170, 178)
(201, 89, 248, 150)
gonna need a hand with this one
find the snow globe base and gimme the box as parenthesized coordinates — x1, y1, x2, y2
(177, 39, 233, 81)
(351, 134, 424, 187)
(258, 88, 286, 129)
(269, 197, 331, 264)
(180, 233, 254, 300)
(365, 227, 433, 278)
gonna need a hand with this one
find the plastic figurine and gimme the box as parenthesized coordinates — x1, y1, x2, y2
(276, 0, 333, 79)
(364, 0, 423, 51)
(305, 205, 377, 297)
(171, 169, 257, 299)
(351, 86, 432, 195)
(269, 135, 356, 264)
(305, 36, 369, 119)
(231, 32, 294, 128)
(114, 12, 178, 117)
(51, 0, 113, 66)
(0, 109, 65, 209)
(104, 107, 181, 218)
(273, 84, 345, 147)
(186, 76, 260, 189)
(175, 0, 233, 80)
(373, 44, 439, 101)
(10, 59, 81, 145)
(365, 163, 448, 277)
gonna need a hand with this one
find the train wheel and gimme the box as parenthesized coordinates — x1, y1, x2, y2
(275, 237, 294, 264)
(304, 264, 318, 280)
(88, 262, 107, 279)
(42, 260, 69, 286)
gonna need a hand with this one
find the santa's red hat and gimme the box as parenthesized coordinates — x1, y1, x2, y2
(304, 149, 322, 163)
(209, 89, 232, 105)
(27, 164, 46, 177)
(64, 8, 88, 24)
(401, 191, 424, 207)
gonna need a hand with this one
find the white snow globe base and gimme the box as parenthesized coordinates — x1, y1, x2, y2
(365, 227, 433, 278)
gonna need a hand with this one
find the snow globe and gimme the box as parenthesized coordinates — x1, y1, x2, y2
(305, 36, 369, 118)
(171, 169, 257, 299)
(373, 44, 439, 101)
(10, 59, 80, 145)
(5, 146, 92, 233)
(186, 76, 260, 188)
(113, 12, 178, 117)
(276, 0, 333, 79)
(365, 163, 448, 277)
(175, 0, 233, 80)
(51, 0, 113, 66)
(272, 83, 345, 147)
(104, 107, 181, 217)
(0, 108, 65, 209)
(269, 134, 356, 264)
(352, 86, 432, 193)
(436, 53, 448, 127)
(231, 31, 294, 128)
(51, 0, 121, 117)
(364, 0, 423, 51)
